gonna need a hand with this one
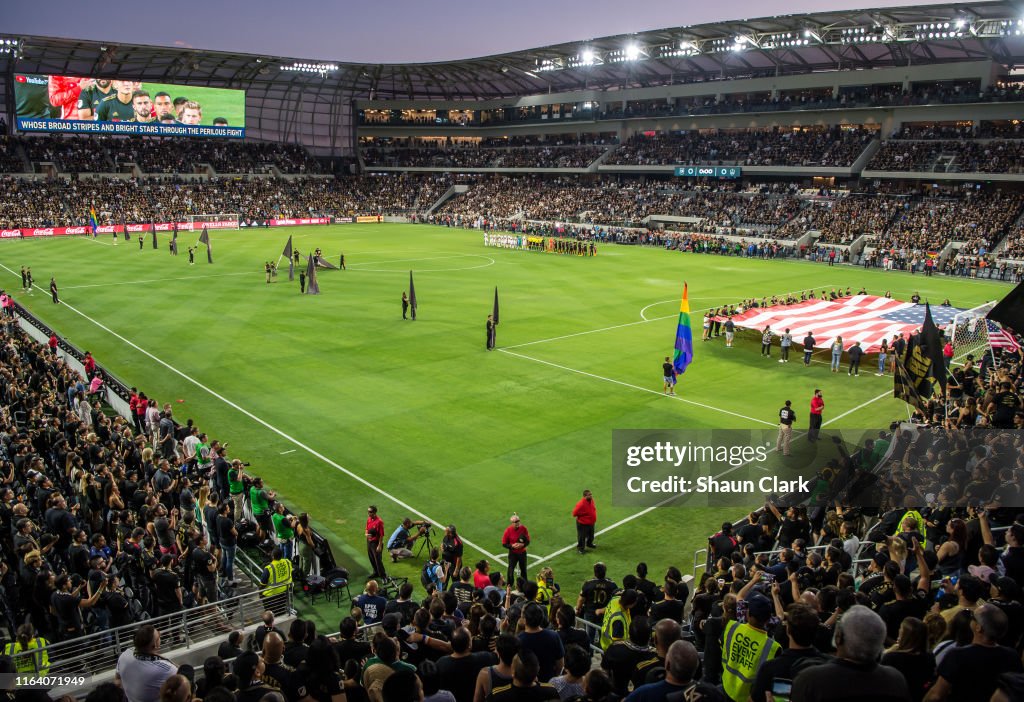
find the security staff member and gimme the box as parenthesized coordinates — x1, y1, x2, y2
(3, 624, 49, 675)
(777, 400, 796, 457)
(721, 593, 780, 702)
(260, 546, 293, 612)
(599, 589, 637, 650)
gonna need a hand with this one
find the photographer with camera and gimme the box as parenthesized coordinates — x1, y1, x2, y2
(387, 517, 429, 562)
(271, 502, 297, 561)
(226, 459, 247, 521)
(249, 477, 276, 544)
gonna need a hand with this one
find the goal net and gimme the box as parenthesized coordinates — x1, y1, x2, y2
(948, 301, 997, 368)
(187, 214, 240, 231)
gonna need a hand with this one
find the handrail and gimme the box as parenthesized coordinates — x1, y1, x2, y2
(9, 588, 293, 677)
(693, 548, 708, 577)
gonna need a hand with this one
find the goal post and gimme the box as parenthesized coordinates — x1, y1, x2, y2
(187, 214, 240, 231)
(948, 301, 997, 368)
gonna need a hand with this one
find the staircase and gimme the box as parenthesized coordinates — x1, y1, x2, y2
(425, 184, 469, 215)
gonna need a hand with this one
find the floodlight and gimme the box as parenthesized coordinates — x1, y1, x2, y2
(581, 48, 596, 65)
(624, 43, 640, 60)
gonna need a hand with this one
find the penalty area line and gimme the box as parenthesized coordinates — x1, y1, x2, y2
(0, 262, 507, 568)
(497, 348, 776, 427)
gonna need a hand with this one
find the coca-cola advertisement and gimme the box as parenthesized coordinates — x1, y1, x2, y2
(3, 219, 331, 239)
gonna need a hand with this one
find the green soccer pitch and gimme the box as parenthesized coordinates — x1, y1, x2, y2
(0, 224, 1009, 594)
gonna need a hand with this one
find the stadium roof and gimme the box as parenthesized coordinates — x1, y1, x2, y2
(3, 1, 1024, 102)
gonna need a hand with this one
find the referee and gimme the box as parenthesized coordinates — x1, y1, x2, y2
(777, 400, 796, 457)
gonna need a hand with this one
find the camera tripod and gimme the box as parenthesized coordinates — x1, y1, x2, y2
(415, 526, 436, 558)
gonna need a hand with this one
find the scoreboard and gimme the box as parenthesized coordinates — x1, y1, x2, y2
(673, 166, 742, 179)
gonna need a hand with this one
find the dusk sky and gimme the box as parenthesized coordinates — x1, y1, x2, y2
(6, 0, 916, 64)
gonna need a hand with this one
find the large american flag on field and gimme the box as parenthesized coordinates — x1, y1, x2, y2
(730, 295, 964, 352)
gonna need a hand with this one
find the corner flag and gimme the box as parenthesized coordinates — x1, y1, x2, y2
(672, 283, 693, 376)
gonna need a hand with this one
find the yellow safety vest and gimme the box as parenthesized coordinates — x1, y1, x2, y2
(4, 638, 50, 675)
(262, 558, 293, 597)
(599, 596, 631, 650)
(893, 509, 927, 548)
(536, 578, 553, 615)
(721, 620, 779, 702)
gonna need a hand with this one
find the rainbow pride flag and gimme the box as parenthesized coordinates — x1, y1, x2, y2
(672, 283, 693, 376)
(89, 206, 98, 235)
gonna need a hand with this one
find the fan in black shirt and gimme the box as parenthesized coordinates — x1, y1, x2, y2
(554, 606, 591, 651)
(649, 582, 685, 624)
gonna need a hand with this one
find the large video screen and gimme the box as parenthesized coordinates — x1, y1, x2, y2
(14, 74, 246, 138)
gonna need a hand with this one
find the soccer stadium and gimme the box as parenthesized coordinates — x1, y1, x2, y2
(1, 2, 1024, 700)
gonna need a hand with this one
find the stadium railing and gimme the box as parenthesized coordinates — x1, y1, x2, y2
(10, 587, 293, 681)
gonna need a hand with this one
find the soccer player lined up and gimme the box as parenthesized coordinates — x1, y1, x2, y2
(76, 79, 115, 119)
(128, 91, 156, 123)
(180, 102, 202, 126)
(152, 92, 174, 122)
(96, 81, 140, 122)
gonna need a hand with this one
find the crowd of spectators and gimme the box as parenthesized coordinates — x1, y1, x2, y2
(869, 139, 1024, 173)
(19, 136, 112, 174)
(605, 127, 875, 167)
(0, 137, 27, 174)
(893, 122, 1024, 140)
(4, 136, 322, 175)
(0, 178, 73, 228)
(0, 315, 284, 648)
(362, 144, 610, 169)
(0, 175, 424, 229)
(874, 191, 1024, 254)
(1000, 225, 1024, 260)
(779, 195, 902, 243)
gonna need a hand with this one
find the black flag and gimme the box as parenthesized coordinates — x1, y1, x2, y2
(123, 219, 130, 241)
(492, 287, 500, 326)
(988, 280, 1024, 335)
(151, 222, 158, 249)
(171, 228, 178, 256)
(198, 227, 213, 263)
(283, 235, 295, 280)
(921, 303, 947, 393)
(894, 303, 945, 410)
(409, 271, 418, 321)
(305, 256, 320, 295)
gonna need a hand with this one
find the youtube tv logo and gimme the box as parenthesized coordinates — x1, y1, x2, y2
(15, 75, 26, 83)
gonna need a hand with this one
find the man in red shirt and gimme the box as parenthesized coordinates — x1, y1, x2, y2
(47, 76, 85, 120)
(808, 389, 825, 442)
(572, 490, 597, 554)
(502, 513, 530, 587)
(365, 505, 386, 579)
